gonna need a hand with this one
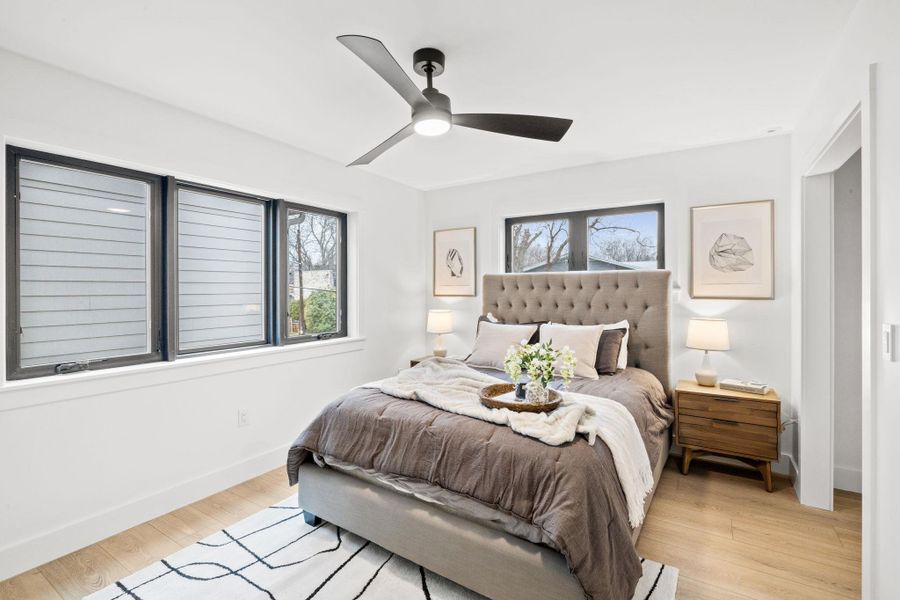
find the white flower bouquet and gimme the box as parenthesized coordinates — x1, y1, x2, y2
(503, 339, 577, 399)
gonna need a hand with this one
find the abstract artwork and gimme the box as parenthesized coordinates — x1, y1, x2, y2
(433, 227, 476, 296)
(691, 200, 773, 299)
(709, 233, 754, 272)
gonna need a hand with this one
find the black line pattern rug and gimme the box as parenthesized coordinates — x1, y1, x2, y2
(85, 497, 678, 599)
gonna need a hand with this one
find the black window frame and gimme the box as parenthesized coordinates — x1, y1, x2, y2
(504, 203, 665, 273)
(5, 146, 165, 380)
(276, 200, 348, 345)
(5, 145, 352, 381)
(171, 180, 275, 356)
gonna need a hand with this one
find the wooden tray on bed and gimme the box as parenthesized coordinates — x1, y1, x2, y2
(479, 383, 561, 413)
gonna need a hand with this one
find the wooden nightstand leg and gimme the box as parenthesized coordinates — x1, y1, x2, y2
(681, 448, 693, 475)
(761, 461, 774, 492)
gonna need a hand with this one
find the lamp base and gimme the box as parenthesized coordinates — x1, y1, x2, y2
(695, 351, 718, 386)
(695, 369, 718, 387)
(432, 333, 447, 357)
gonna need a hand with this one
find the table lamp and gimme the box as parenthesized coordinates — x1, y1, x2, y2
(686, 317, 730, 386)
(427, 310, 453, 357)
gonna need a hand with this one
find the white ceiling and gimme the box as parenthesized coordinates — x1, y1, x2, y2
(0, 0, 857, 190)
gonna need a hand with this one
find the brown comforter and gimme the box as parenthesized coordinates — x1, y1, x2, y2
(287, 367, 672, 600)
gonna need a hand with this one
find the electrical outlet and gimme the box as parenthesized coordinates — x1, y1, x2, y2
(237, 408, 249, 428)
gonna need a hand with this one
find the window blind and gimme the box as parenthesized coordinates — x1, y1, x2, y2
(177, 189, 266, 351)
(17, 160, 151, 367)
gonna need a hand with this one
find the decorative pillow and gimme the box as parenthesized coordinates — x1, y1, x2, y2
(476, 315, 542, 345)
(466, 321, 539, 371)
(603, 319, 630, 369)
(539, 323, 604, 380)
(595, 328, 626, 375)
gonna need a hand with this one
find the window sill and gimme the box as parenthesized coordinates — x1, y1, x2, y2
(0, 336, 366, 412)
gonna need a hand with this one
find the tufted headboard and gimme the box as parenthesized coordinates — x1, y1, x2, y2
(482, 271, 671, 392)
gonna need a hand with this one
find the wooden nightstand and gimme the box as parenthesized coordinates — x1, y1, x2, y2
(674, 379, 781, 492)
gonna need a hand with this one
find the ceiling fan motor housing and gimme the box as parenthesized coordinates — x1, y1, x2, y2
(413, 87, 452, 133)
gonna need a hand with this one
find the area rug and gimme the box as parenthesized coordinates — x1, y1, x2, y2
(85, 497, 678, 599)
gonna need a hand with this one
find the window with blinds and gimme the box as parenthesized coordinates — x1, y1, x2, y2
(6, 146, 348, 380)
(11, 157, 158, 375)
(176, 188, 267, 352)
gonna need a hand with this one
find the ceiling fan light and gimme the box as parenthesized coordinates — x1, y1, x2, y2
(414, 116, 451, 136)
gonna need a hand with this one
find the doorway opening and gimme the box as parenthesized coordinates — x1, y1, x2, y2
(799, 105, 867, 510)
(832, 149, 862, 496)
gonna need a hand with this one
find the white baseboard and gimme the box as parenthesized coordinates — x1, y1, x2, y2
(834, 465, 862, 493)
(0, 444, 289, 582)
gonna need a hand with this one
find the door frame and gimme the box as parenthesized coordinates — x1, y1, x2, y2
(797, 65, 876, 597)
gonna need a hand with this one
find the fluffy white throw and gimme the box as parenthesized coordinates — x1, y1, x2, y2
(368, 357, 654, 527)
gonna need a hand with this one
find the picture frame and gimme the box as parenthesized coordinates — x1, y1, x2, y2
(690, 200, 774, 299)
(433, 227, 477, 297)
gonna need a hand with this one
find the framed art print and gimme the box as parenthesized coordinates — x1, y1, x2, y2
(433, 227, 476, 297)
(691, 200, 774, 299)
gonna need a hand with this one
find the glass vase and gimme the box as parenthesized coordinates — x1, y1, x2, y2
(514, 382, 527, 400)
(525, 380, 549, 404)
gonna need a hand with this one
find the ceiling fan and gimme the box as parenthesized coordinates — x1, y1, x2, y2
(337, 35, 574, 166)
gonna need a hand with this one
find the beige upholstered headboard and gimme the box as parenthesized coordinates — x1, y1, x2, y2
(482, 271, 671, 392)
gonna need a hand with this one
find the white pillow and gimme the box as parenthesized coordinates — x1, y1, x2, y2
(603, 320, 630, 370)
(539, 323, 604, 380)
(465, 322, 538, 372)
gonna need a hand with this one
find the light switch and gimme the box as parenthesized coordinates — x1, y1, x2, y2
(883, 324, 896, 361)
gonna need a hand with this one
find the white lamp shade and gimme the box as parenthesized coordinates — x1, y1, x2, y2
(686, 317, 730, 351)
(426, 310, 453, 334)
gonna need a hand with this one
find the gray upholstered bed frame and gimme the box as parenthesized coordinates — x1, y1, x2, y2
(298, 270, 672, 600)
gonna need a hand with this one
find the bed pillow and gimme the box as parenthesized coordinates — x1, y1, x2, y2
(595, 328, 626, 375)
(466, 321, 539, 372)
(539, 323, 604, 380)
(602, 319, 630, 369)
(476, 315, 542, 345)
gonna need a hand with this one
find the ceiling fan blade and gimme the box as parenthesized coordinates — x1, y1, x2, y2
(348, 123, 415, 166)
(337, 35, 430, 111)
(452, 113, 573, 142)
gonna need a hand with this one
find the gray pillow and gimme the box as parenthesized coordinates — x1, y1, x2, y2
(466, 321, 539, 372)
(595, 328, 625, 375)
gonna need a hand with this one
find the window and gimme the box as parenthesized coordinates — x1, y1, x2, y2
(175, 185, 270, 353)
(280, 203, 347, 342)
(6, 146, 350, 380)
(6, 147, 162, 379)
(508, 217, 570, 272)
(505, 203, 664, 273)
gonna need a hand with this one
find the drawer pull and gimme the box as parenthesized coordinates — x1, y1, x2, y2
(714, 397, 740, 403)
(713, 419, 737, 426)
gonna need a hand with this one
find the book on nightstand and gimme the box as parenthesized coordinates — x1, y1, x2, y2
(718, 378, 769, 395)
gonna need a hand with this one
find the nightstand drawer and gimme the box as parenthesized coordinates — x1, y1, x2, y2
(678, 392, 777, 427)
(678, 414, 778, 460)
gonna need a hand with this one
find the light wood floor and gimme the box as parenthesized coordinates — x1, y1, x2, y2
(0, 460, 860, 600)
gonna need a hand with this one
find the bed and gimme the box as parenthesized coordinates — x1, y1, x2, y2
(287, 271, 672, 600)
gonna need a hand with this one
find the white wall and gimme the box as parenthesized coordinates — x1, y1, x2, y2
(789, 0, 900, 595)
(0, 49, 427, 580)
(424, 135, 795, 470)
(832, 150, 862, 493)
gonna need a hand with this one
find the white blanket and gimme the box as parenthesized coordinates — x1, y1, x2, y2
(367, 357, 654, 527)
